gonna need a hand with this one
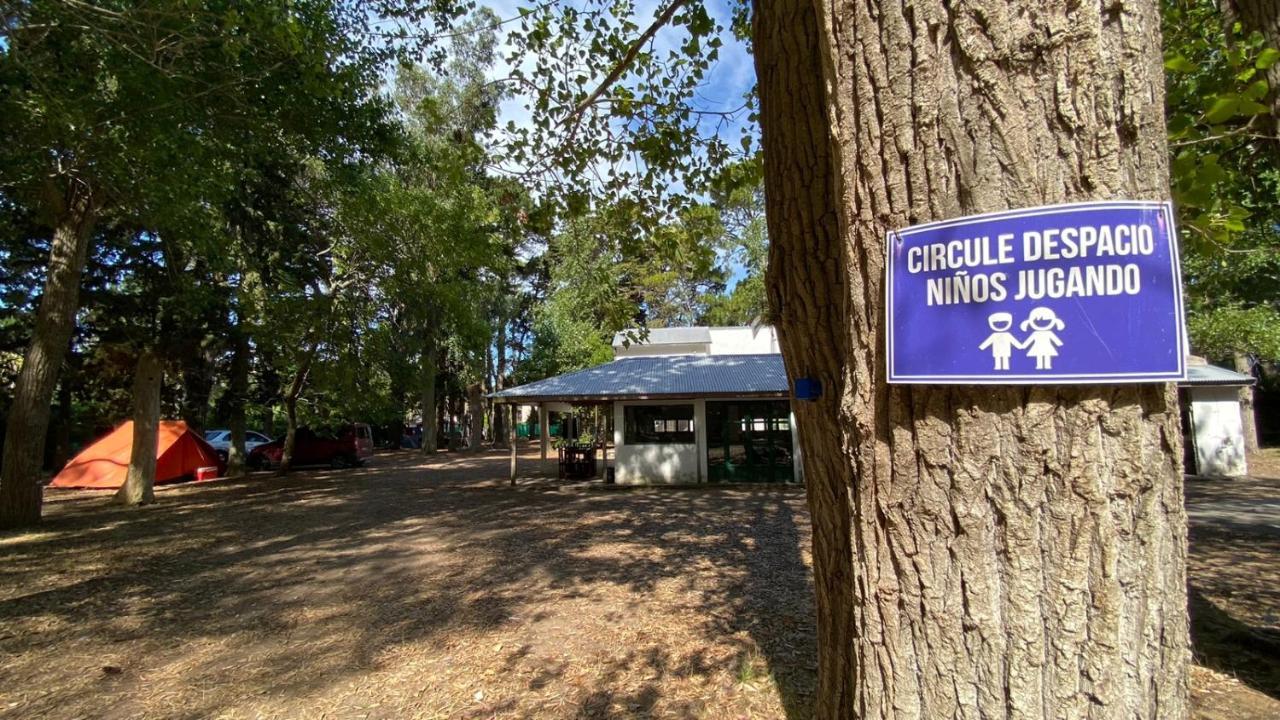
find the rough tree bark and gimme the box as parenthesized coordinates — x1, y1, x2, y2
(755, 1, 1190, 718)
(114, 350, 162, 506)
(1234, 351, 1260, 453)
(225, 326, 251, 477)
(0, 178, 97, 529)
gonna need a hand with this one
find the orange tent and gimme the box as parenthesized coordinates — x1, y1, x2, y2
(50, 421, 222, 489)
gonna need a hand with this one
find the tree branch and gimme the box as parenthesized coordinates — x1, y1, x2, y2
(562, 0, 690, 127)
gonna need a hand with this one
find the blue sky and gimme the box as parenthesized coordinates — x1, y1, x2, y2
(480, 0, 758, 173)
(477, 1, 759, 288)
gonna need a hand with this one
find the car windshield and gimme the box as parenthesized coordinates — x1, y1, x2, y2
(204, 431, 228, 442)
(248, 432, 269, 442)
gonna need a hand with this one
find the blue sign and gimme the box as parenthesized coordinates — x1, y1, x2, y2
(886, 201, 1187, 384)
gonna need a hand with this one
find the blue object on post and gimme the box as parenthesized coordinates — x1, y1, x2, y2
(794, 377, 822, 401)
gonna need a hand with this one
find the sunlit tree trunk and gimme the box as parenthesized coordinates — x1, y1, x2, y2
(114, 350, 162, 506)
(755, 0, 1190, 717)
(0, 178, 96, 529)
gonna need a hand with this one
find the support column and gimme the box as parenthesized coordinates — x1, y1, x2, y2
(539, 402, 549, 461)
(508, 404, 517, 485)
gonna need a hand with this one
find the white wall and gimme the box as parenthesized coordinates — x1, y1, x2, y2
(613, 400, 703, 484)
(610, 326, 780, 358)
(611, 397, 803, 484)
(708, 326, 778, 355)
(1188, 386, 1249, 478)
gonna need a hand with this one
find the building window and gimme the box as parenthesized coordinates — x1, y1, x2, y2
(624, 404, 695, 444)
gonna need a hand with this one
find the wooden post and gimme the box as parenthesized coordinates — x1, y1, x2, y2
(539, 402, 550, 461)
(508, 403, 517, 486)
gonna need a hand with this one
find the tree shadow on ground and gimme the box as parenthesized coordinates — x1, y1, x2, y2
(1189, 587, 1280, 701)
(1186, 473, 1280, 703)
(0, 449, 816, 719)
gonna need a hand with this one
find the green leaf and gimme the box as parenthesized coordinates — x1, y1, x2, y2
(1202, 95, 1247, 124)
(1165, 55, 1199, 74)
(1257, 47, 1280, 69)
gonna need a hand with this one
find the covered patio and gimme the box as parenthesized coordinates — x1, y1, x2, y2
(492, 354, 801, 486)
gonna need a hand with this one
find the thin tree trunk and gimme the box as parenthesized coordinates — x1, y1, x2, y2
(467, 382, 484, 451)
(0, 179, 96, 529)
(420, 345, 438, 455)
(278, 341, 317, 475)
(114, 350, 162, 506)
(485, 326, 496, 443)
(225, 327, 251, 477)
(51, 370, 74, 470)
(755, 1, 1189, 717)
(1234, 351, 1260, 453)
(180, 361, 213, 434)
(508, 403, 517, 485)
(492, 318, 508, 447)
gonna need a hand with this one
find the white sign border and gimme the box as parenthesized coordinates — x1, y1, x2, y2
(884, 200, 1189, 385)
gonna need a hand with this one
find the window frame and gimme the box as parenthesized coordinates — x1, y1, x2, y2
(623, 404, 696, 445)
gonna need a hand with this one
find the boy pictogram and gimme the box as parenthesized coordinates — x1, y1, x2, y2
(978, 312, 1025, 370)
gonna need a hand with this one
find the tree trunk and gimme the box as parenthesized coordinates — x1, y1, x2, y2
(225, 327, 251, 477)
(508, 403, 517, 485)
(180, 361, 213, 434)
(492, 318, 508, 447)
(485, 324, 496, 444)
(755, 1, 1190, 718)
(51, 370, 74, 470)
(420, 346, 438, 455)
(467, 382, 484, 451)
(1234, 351, 1260, 453)
(114, 350, 162, 506)
(278, 341, 317, 475)
(0, 180, 97, 529)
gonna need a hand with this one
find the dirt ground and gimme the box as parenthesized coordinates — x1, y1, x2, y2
(0, 446, 1276, 719)
(1185, 448, 1280, 719)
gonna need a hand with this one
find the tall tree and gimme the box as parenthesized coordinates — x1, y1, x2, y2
(114, 350, 162, 506)
(0, 0, 452, 527)
(510, 0, 1191, 715)
(754, 1, 1188, 716)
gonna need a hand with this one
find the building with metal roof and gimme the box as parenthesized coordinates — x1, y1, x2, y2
(489, 354, 789, 403)
(493, 327, 800, 486)
(1179, 360, 1255, 478)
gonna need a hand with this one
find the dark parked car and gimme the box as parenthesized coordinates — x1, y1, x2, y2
(248, 424, 372, 470)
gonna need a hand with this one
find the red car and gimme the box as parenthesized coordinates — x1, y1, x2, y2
(248, 424, 373, 469)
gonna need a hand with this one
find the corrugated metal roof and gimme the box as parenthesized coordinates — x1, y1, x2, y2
(611, 327, 712, 347)
(491, 354, 789, 401)
(1180, 364, 1255, 387)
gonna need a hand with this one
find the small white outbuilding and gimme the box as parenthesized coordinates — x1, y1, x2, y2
(1179, 361, 1255, 478)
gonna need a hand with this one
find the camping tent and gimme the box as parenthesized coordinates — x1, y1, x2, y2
(50, 421, 222, 489)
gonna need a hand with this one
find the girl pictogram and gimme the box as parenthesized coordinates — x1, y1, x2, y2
(1020, 307, 1065, 369)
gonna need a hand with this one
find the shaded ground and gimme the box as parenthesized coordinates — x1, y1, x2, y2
(0, 446, 1276, 718)
(1185, 449, 1280, 718)
(1, 448, 814, 719)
